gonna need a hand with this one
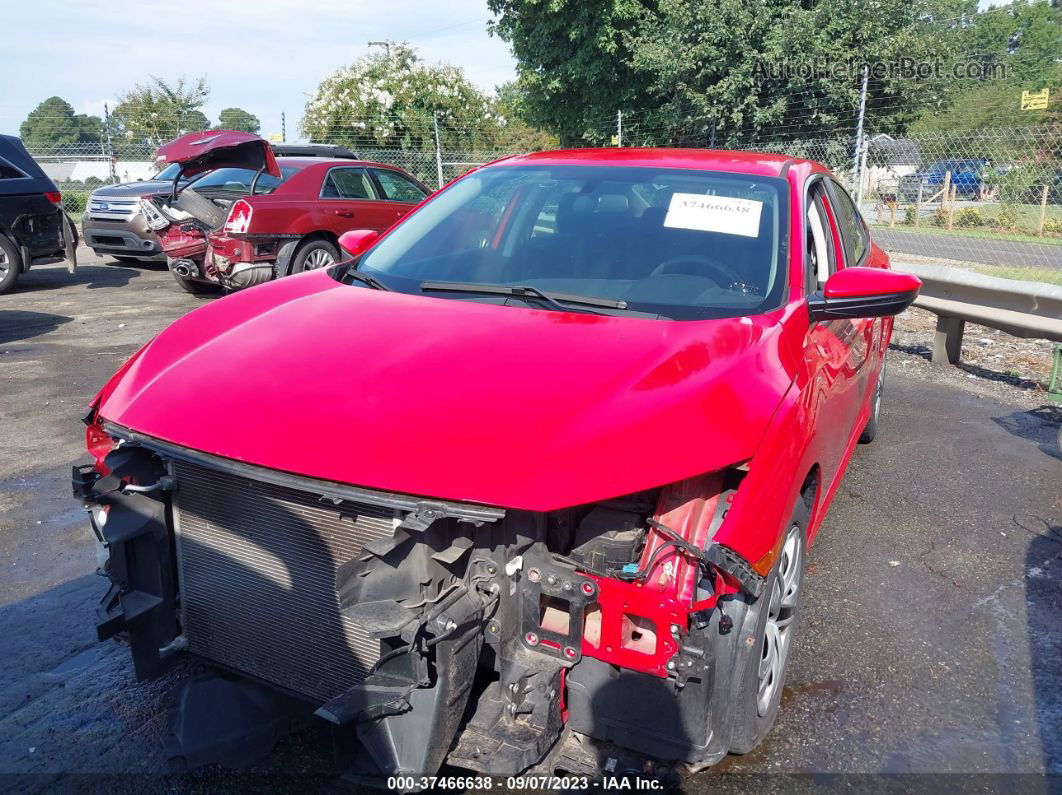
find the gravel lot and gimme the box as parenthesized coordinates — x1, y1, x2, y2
(890, 306, 1059, 409)
(1, 253, 1059, 790)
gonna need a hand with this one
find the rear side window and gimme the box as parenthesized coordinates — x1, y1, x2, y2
(322, 167, 376, 199)
(0, 156, 27, 180)
(372, 168, 428, 203)
(828, 181, 868, 266)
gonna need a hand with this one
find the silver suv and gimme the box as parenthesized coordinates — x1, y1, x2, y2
(82, 163, 196, 262)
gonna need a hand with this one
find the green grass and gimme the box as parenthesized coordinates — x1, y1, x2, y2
(969, 265, 1062, 287)
(869, 221, 1062, 246)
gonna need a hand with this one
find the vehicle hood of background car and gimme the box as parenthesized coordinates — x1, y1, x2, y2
(88, 179, 193, 199)
(154, 129, 280, 178)
(95, 272, 795, 511)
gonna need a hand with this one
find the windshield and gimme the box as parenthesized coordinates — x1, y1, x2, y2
(188, 166, 300, 194)
(152, 163, 183, 181)
(356, 165, 788, 320)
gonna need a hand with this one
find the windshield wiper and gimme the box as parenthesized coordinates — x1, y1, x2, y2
(347, 269, 393, 291)
(420, 282, 626, 313)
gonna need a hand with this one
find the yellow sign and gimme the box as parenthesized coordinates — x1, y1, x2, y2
(1020, 88, 1049, 111)
(610, 135, 620, 145)
(268, 132, 284, 142)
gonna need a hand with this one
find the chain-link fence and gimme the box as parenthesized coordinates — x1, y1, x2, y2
(857, 125, 1062, 283)
(27, 122, 1061, 282)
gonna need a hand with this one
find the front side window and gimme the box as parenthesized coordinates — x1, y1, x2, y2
(371, 168, 429, 203)
(827, 181, 867, 267)
(355, 165, 789, 321)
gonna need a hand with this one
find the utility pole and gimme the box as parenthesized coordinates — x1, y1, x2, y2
(368, 40, 395, 56)
(103, 103, 117, 183)
(433, 111, 444, 190)
(852, 64, 869, 189)
(281, 112, 287, 143)
(616, 110, 623, 147)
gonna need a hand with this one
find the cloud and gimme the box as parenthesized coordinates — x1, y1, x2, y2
(76, 99, 111, 118)
(0, 0, 515, 137)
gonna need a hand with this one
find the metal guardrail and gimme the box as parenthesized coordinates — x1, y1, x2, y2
(892, 263, 1062, 365)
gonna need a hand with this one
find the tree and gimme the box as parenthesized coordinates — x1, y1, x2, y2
(487, 0, 655, 146)
(218, 107, 261, 133)
(19, 96, 103, 150)
(960, 0, 1062, 88)
(910, 2, 1062, 134)
(493, 81, 559, 150)
(302, 44, 505, 152)
(110, 76, 211, 145)
(487, 0, 1010, 146)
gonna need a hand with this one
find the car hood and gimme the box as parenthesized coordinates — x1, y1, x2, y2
(97, 272, 794, 511)
(90, 180, 192, 199)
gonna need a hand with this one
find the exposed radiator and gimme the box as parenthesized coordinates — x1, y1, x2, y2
(172, 460, 395, 703)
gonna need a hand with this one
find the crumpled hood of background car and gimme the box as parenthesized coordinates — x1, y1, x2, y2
(98, 271, 794, 511)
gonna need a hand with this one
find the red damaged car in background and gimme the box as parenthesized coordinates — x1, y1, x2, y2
(140, 130, 429, 293)
(75, 148, 919, 781)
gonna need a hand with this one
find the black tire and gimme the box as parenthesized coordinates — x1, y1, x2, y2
(859, 356, 887, 444)
(289, 239, 340, 275)
(0, 235, 21, 294)
(729, 500, 809, 754)
(171, 271, 221, 295)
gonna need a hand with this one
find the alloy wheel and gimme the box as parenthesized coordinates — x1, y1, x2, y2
(0, 247, 9, 278)
(873, 358, 887, 419)
(757, 525, 802, 716)
(304, 248, 336, 270)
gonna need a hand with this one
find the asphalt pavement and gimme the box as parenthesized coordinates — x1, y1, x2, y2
(0, 254, 1059, 790)
(872, 228, 1062, 270)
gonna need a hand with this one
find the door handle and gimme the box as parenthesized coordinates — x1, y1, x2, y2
(334, 210, 353, 217)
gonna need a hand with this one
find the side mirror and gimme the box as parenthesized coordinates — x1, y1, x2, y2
(338, 229, 379, 258)
(808, 267, 921, 322)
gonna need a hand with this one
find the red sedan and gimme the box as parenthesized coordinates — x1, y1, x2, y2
(76, 148, 919, 780)
(141, 130, 430, 293)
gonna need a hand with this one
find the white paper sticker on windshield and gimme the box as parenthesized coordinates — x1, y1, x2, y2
(663, 193, 764, 237)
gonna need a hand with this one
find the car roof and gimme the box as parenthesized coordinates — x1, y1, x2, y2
(0, 134, 59, 196)
(491, 147, 806, 178)
(275, 156, 410, 171)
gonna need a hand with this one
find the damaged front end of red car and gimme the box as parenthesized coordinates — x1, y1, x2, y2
(73, 419, 770, 780)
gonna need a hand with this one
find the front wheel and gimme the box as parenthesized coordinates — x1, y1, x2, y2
(859, 356, 886, 444)
(729, 507, 808, 754)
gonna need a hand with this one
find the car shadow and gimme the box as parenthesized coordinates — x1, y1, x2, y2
(100, 257, 169, 273)
(991, 404, 1062, 462)
(7, 264, 142, 293)
(0, 310, 74, 345)
(1023, 519, 1062, 775)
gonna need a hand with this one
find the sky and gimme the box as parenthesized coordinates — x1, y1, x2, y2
(0, 0, 516, 140)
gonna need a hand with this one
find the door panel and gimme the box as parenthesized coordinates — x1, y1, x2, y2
(803, 183, 862, 490)
(319, 167, 395, 233)
(826, 180, 877, 417)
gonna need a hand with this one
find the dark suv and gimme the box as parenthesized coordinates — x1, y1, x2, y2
(0, 135, 77, 293)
